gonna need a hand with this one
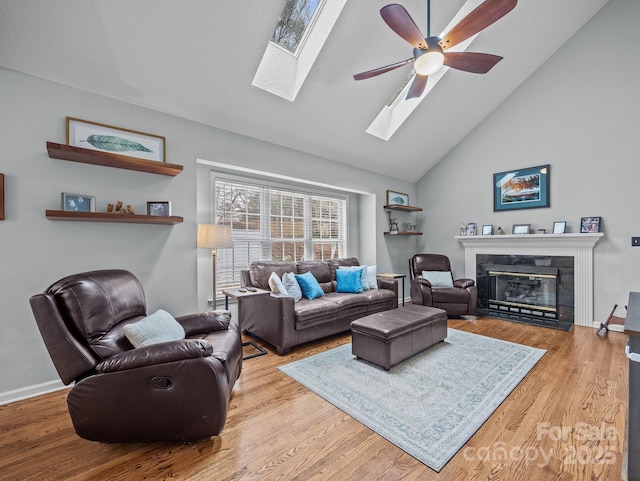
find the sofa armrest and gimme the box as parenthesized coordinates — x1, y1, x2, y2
(96, 339, 213, 373)
(239, 294, 296, 353)
(453, 278, 475, 289)
(376, 277, 398, 295)
(177, 310, 231, 337)
(410, 278, 434, 306)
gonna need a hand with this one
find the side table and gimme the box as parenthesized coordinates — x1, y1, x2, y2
(377, 273, 407, 306)
(222, 287, 270, 360)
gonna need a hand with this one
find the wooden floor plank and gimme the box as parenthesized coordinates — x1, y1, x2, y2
(0, 317, 628, 480)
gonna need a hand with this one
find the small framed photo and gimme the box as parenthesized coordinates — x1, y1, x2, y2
(386, 190, 409, 206)
(459, 223, 477, 236)
(580, 216, 601, 233)
(61, 192, 95, 212)
(146, 201, 172, 217)
(512, 223, 530, 235)
(67, 117, 166, 162)
(482, 225, 493, 235)
(552, 221, 567, 234)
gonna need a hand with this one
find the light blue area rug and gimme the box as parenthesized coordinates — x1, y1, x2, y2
(279, 329, 545, 472)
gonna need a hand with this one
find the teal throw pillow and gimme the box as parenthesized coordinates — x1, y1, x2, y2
(294, 271, 325, 300)
(124, 309, 186, 348)
(421, 270, 454, 288)
(338, 265, 369, 291)
(336, 268, 363, 293)
(282, 272, 303, 302)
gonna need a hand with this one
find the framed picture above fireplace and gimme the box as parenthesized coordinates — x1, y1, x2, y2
(580, 216, 601, 233)
(493, 164, 550, 212)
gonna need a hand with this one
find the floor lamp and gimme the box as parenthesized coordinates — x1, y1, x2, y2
(197, 224, 232, 307)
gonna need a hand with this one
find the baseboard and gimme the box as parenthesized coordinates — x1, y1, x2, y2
(0, 379, 68, 406)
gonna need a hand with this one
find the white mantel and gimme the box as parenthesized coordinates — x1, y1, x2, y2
(456, 233, 604, 328)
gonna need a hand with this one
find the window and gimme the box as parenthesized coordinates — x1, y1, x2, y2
(213, 177, 347, 298)
(272, 0, 323, 54)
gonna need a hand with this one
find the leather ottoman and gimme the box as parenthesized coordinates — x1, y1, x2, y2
(351, 304, 448, 370)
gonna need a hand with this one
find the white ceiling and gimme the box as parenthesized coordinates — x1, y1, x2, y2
(0, 0, 609, 182)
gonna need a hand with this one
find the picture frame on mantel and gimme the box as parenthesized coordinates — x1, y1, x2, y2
(580, 216, 602, 233)
(386, 190, 409, 206)
(67, 117, 166, 163)
(493, 164, 550, 212)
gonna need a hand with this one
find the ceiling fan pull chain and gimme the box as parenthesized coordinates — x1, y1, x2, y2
(426, 0, 431, 38)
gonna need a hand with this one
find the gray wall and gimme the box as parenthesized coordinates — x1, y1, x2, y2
(415, 0, 639, 324)
(0, 67, 419, 401)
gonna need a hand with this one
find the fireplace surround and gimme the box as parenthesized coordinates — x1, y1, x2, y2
(456, 233, 603, 328)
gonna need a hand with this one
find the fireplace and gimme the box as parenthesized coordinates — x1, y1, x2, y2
(456, 233, 603, 328)
(476, 256, 573, 330)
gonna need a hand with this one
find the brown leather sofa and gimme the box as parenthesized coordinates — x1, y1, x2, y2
(29, 269, 242, 443)
(239, 257, 398, 354)
(409, 253, 478, 316)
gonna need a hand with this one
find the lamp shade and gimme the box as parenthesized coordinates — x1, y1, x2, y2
(197, 224, 232, 250)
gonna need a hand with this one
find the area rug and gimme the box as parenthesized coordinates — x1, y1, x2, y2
(278, 329, 545, 472)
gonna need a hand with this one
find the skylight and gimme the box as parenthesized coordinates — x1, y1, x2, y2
(253, 0, 347, 101)
(272, 0, 323, 55)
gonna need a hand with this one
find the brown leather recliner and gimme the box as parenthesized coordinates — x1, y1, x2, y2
(29, 269, 242, 443)
(409, 254, 478, 316)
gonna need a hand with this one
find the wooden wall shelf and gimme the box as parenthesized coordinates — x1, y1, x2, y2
(45, 210, 183, 225)
(46, 142, 183, 176)
(384, 231, 423, 236)
(384, 204, 423, 212)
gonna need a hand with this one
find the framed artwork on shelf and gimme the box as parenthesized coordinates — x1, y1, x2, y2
(147, 201, 172, 217)
(493, 164, 550, 212)
(512, 223, 530, 235)
(580, 216, 601, 233)
(552, 221, 567, 234)
(386, 190, 409, 206)
(67, 117, 166, 162)
(61, 192, 95, 212)
(482, 225, 493, 235)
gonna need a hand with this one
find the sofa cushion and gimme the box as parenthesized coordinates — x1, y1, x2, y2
(366, 265, 378, 289)
(421, 270, 454, 288)
(268, 272, 289, 296)
(123, 309, 186, 348)
(297, 260, 334, 293)
(294, 298, 339, 330)
(282, 272, 302, 302)
(336, 268, 364, 293)
(250, 261, 298, 290)
(295, 271, 325, 300)
(338, 265, 368, 291)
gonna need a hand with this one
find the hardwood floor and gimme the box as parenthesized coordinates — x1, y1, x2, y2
(0, 317, 628, 480)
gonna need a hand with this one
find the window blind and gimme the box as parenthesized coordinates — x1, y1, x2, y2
(213, 178, 347, 299)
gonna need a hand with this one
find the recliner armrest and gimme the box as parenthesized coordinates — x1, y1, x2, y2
(177, 310, 231, 337)
(417, 278, 433, 288)
(454, 278, 475, 289)
(96, 339, 213, 373)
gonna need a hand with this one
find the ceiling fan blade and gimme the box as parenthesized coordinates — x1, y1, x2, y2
(353, 58, 414, 80)
(443, 52, 503, 73)
(439, 0, 517, 50)
(380, 4, 427, 50)
(406, 74, 428, 99)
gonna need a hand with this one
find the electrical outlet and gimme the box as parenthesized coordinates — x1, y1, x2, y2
(633, 237, 640, 246)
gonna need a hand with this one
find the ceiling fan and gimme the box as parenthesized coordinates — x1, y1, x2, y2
(353, 0, 517, 99)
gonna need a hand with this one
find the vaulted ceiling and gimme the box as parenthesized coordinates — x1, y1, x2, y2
(0, 0, 609, 182)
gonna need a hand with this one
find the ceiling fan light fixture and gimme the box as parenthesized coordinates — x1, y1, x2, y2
(413, 37, 444, 76)
(413, 49, 444, 76)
